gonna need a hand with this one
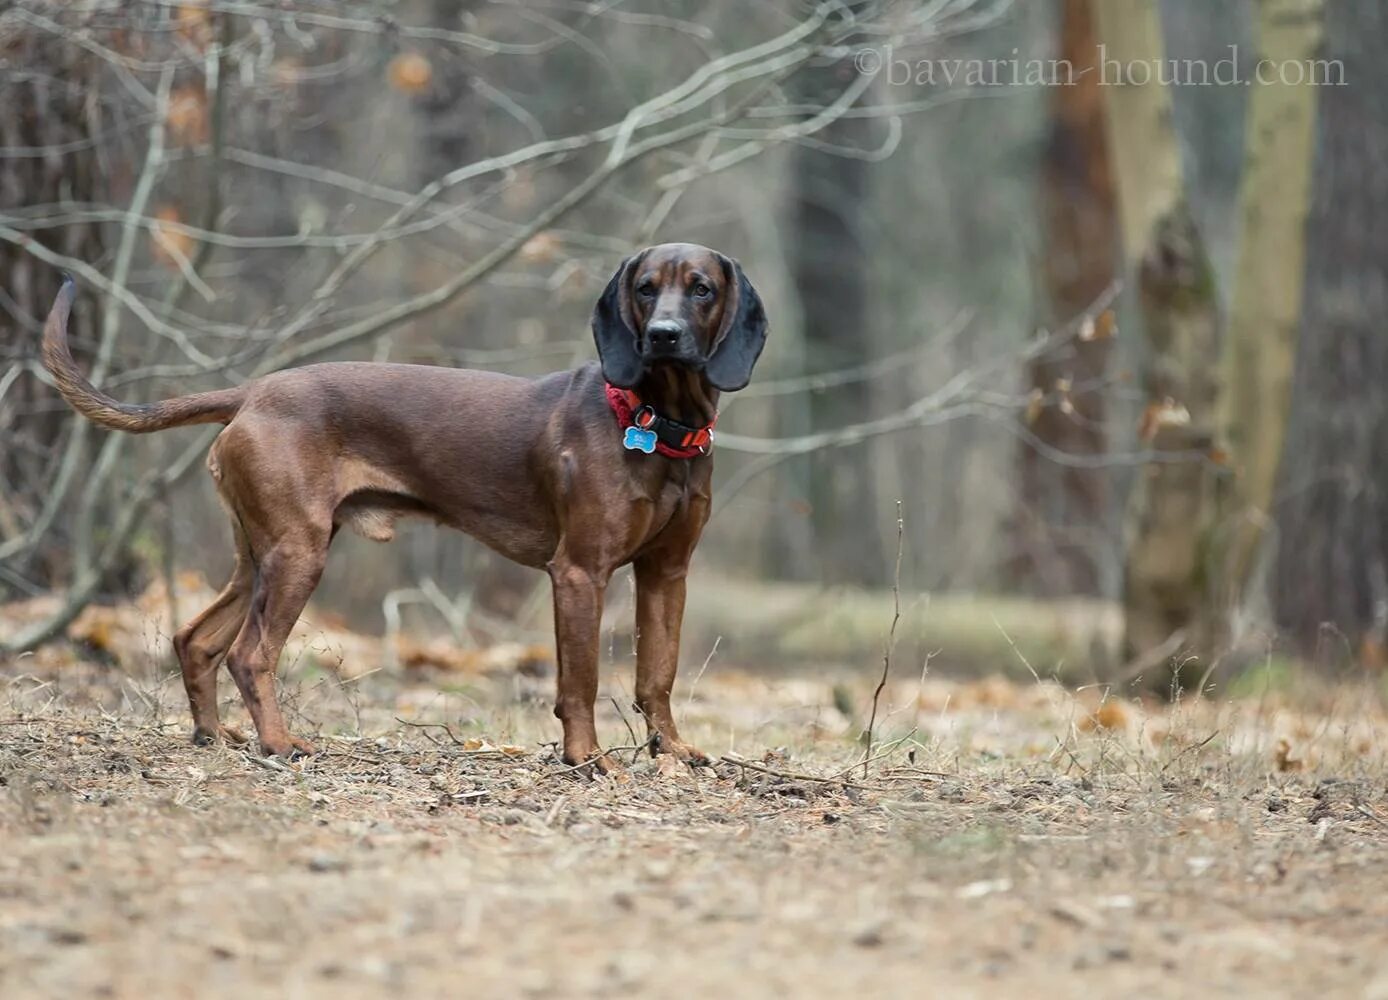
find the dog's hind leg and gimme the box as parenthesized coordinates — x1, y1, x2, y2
(173, 527, 253, 747)
(223, 527, 331, 758)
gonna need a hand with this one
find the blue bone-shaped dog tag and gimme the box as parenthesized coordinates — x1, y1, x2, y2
(623, 426, 658, 454)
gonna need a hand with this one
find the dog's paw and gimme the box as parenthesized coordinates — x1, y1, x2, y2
(258, 734, 317, 759)
(192, 724, 249, 747)
(651, 732, 711, 768)
(560, 748, 626, 780)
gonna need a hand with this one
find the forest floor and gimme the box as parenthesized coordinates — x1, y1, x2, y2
(3, 596, 1388, 999)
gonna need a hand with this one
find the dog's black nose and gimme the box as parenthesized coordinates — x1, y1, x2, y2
(646, 320, 685, 353)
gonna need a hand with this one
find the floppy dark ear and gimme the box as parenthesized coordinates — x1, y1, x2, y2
(705, 256, 769, 392)
(591, 253, 645, 388)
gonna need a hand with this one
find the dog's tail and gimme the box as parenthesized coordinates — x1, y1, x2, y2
(41, 276, 246, 434)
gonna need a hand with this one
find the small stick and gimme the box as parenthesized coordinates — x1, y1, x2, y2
(686, 635, 721, 708)
(244, 753, 294, 773)
(539, 743, 650, 779)
(837, 729, 916, 779)
(878, 768, 953, 781)
(863, 500, 905, 778)
(1159, 729, 1220, 773)
(720, 754, 885, 793)
(1356, 804, 1388, 828)
(610, 695, 641, 749)
(395, 717, 468, 745)
(319, 748, 387, 766)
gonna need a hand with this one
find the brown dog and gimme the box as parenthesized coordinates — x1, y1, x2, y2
(41, 243, 767, 769)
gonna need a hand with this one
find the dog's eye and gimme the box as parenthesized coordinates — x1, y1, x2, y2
(637, 282, 656, 298)
(692, 283, 711, 298)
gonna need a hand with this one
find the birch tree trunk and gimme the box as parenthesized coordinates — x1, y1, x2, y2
(1089, 1, 1182, 255)
(1094, 0, 1222, 684)
(1218, 0, 1326, 614)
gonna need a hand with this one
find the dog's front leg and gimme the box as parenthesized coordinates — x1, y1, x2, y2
(547, 557, 613, 772)
(632, 555, 710, 766)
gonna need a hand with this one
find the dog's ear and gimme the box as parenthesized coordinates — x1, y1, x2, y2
(705, 255, 769, 392)
(591, 252, 645, 388)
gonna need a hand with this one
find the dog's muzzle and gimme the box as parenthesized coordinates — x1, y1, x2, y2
(643, 319, 692, 360)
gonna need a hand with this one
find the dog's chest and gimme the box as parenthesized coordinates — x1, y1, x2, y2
(647, 474, 689, 526)
(628, 461, 708, 547)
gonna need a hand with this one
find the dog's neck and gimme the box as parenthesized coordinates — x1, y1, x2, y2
(632, 364, 720, 427)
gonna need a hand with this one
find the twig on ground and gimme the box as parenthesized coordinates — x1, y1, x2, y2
(720, 754, 885, 793)
(395, 717, 469, 745)
(610, 695, 641, 750)
(1053, 736, 1091, 778)
(842, 729, 917, 780)
(879, 766, 954, 781)
(993, 615, 1043, 685)
(863, 500, 904, 777)
(1159, 729, 1221, 773)
(540, 743, 652, 779)
(243, 753, 294, 773)
(686, 635, 721, 709)
(1112, 629, 1188, 686)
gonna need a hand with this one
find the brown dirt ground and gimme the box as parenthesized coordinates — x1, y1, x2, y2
(3, 634, 1388, 999)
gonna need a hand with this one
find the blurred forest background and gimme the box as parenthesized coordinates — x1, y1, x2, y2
(1, 0, 1383, 691)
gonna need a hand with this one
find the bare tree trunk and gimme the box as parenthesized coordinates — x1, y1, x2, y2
(1272, 0, 1387, 666)
(0, 25, 106, 594)
(1092, 0, 1223, 682)
(1009, 0, 1117, 597)
(786, 61, 883, 585)
(1091, 0, 1184, 271)
(1121, 206, 1224, 678)
(1218, 0, 1326, 615)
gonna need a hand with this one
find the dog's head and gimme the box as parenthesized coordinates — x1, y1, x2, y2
(592, 242, 768, 391)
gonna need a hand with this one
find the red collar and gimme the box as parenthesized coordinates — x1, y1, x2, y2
(604, 383, 716, 459)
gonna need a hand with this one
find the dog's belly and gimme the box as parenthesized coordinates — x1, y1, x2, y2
(331, 430, 559, 567)
(333, 488, 555, 569)
(335, 486, 557, 568)
(445, 502, 558, 568)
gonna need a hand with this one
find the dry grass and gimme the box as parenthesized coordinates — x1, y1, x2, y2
(3, 615, 1388, 998)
